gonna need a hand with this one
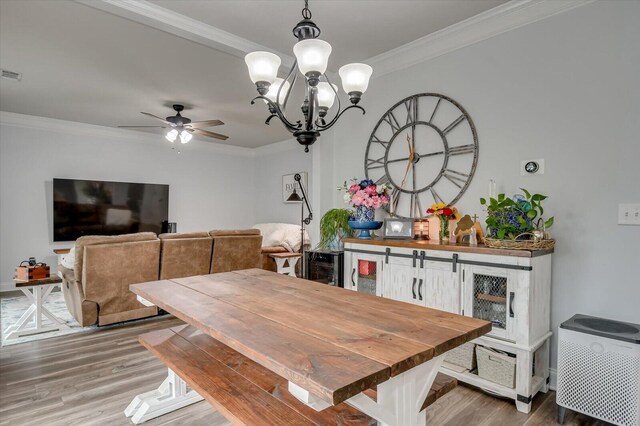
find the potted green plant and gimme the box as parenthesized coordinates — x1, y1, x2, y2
(317, 208, 354, 251)
(480, 188, 555, 249)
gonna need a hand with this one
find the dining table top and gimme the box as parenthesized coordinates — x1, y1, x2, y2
(130, 268, 490, 405)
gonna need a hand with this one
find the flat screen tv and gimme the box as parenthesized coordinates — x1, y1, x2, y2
(53, 178, 169, 242)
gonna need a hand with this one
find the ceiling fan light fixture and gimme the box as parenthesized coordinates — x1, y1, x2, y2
(179, 130, 192, 144)
(165, 128, 178, 142)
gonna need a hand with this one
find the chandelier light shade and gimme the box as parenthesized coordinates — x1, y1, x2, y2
(317, 82, 338, 108)
(265, 78, 291, 104)
(179, 130, 192, 144)
(245, 0, 372, 152)
(293, 39, 332, 76)
(165, 128, 178, 142)
(244, 51, 281, 88)
(338, 63, 373, 104)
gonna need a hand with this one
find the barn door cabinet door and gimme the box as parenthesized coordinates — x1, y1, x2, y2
(461, 264, 525, 342)
(380, 255, 420, 304)
(419, 260, 461, 314)
(345, 252, 383, 296)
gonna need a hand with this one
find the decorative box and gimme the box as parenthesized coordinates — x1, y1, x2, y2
(15, 265, 50, 281)
(358, 260, 376, 276)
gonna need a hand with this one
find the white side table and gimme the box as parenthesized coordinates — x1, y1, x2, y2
(3, 276, 70, 340)
(269, 252, 302, 277)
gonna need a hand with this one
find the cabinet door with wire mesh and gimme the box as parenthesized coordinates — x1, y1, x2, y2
(462, 265, 520, 342)
(346, 253, 383, 296)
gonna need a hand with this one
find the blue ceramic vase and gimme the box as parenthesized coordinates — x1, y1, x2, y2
(355, 206, 375, 222)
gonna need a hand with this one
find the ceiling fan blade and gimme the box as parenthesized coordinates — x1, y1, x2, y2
(118, 125, 167, 128)
(141, 112, 174, 125)
(191, 128, 229, 141)
(188, 119, 224, 128)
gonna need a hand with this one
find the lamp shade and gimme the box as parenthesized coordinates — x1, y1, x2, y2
(338, 63, 373, 94)
(165, 128, 178, 142)
(244, 51, 281, 84)
(265, 77, 291, 104)
(317, 82, 338, 108)
(179, 130, 192, 144)
(286, 188, 302, 202)
(293, 39, 332, 75)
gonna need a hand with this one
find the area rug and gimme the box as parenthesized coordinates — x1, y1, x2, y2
(1, 290, 91, 346)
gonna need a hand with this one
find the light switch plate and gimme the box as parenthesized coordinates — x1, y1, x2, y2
(618, 203, 640, 225)
(521, 159, 545, 176)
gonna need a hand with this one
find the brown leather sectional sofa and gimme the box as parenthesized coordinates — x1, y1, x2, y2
(58, 229, 262, 327)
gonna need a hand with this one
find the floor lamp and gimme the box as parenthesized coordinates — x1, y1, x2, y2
(286, 173, 312, 278)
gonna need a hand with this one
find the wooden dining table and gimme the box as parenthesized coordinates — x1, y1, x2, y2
(126, 269, 491, 425)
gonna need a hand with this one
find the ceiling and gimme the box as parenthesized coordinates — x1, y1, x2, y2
(0, 0, 506, 148)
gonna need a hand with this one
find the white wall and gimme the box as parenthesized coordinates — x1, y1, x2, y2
(252, 139, 313, 228)
(318, 0, 640, 368)
(0, 114, 255, 290)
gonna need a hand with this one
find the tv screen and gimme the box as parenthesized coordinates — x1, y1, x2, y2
(53, 178, 169, 242)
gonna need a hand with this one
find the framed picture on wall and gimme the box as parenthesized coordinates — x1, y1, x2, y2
(283, 172, 308, 203)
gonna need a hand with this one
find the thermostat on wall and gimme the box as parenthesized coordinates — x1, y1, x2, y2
(521, 159, 544, 176)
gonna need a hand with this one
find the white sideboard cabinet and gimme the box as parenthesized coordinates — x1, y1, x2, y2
(343, 238, 553, 413)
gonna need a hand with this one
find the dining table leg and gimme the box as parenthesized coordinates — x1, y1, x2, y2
(345, 354, 446, 426)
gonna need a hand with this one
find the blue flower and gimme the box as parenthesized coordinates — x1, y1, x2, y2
(359, 179, 375, 188)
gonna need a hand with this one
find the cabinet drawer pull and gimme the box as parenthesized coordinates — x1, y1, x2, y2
(509, 292, 515, 317)
(418, 278, 423, 301)
(412, 277, 417, 299)
(351, 268, 356, 288)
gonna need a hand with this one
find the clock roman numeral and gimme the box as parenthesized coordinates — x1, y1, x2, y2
(390, 187, 401, 215)
(376, 175, 391, 186)
(429, 98, 442, 123)
(404, 97, 417, 125)
(371, 135, 390, 148)
(430, 187, 443, 204)
(383, 112, 401, 133)
(448, 144, 475, 156)
(442, 169, 469, 188)
(442, 114, 466, 134)
(414, 193, 424, 218)
(366, 156, 386, 170)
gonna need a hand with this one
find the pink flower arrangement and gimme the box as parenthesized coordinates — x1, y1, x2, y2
(338, 178, 390, 209)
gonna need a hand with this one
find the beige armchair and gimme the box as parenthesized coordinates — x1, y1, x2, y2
(60, 232, 160, 326)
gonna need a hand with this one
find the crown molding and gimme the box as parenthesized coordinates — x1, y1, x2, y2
(74, 0, 294, 68)
(366, 0, 597, 79)
(0, 111, 256, 157)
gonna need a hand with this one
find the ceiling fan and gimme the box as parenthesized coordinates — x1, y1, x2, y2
(119, 104, 228, 143)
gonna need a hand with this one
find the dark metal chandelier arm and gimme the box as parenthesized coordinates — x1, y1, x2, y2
(315, 72, 342, 128)
(305, 85, 318, 131)
(317, 104, 365, 130)
(251, 96, 302, 130)
(278, 60, 298, 112)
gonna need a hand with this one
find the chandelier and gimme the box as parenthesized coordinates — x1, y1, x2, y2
(244, 0, 373, 152)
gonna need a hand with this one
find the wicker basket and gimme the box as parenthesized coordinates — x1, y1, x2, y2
(484, 233, 555, 251)
(444, 342, 476, 370)
(476, 346, 516, 388)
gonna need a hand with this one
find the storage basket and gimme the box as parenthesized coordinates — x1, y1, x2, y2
(476, 346, 516, 388)
(444, 342, 476, 370)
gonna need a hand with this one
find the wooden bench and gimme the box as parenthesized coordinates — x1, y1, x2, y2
(129, 324, 457, 425)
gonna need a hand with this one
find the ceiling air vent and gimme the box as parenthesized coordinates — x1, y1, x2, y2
(1, 69, 22, 81)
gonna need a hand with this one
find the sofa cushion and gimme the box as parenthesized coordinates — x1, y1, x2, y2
(74, 232, 157, 279)
(209, 229, 260, 237)
(252, 223, 310, 252)
(61, 246, 75, 270)
(159, 236, 213, 279)
(159, 232, 210, 240)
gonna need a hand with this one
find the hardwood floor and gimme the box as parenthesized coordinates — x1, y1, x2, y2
(0, 315, 609, 426)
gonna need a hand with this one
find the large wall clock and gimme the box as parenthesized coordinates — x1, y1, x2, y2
(365, 93, 478, 219)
